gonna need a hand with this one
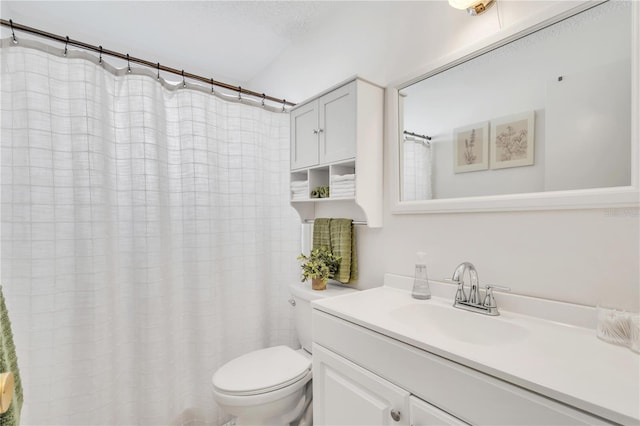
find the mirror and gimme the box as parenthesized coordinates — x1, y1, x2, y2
(395, 1, 638, 211)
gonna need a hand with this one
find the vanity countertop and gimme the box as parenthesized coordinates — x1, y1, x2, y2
(312, 282, 640, 425)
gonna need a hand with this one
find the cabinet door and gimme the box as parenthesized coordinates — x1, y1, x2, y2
(318, 81, 356, 164)
(313, 344, 410, 426)
(291, 100, 319, 170)
(410, 396, 468, 426)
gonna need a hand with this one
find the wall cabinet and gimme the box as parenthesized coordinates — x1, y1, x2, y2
(291, 81, 356, 169)
(289, 78, 383, 227)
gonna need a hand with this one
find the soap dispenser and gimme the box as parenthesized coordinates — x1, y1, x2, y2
(412, 251, 431, 300)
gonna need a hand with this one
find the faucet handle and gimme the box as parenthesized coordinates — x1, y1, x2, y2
(483, 285, 511, 308)
(486, 285, 511, 292)
(445, 278, 467, 302)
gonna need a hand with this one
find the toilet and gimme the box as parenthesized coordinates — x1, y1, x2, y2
(211, 282, 356, 425)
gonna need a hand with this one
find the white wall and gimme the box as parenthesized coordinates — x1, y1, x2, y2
(249, 1, 640, 311)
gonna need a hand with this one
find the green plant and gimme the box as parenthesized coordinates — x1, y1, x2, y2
(297, 247, 342, 283)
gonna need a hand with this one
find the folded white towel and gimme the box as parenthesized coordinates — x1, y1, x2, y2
(331, 174, 356, 182)
(291, 181, 308, 188)
(331, 186, 355, 192)
(331, 182, 355, 188)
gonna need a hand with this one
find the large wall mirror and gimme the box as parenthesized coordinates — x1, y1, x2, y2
(392, 0, 639, 213)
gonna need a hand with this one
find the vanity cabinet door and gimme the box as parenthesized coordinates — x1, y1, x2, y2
(318, 80, 356, 164)
(409, 396, 468, 426)
(313, 343, 410, 426)
(291, 100, 319, 170)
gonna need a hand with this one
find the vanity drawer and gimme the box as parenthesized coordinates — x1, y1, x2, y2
(313, 310, 611, 425)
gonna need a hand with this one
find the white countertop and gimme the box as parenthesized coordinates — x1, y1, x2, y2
(312, 280, 640, 425)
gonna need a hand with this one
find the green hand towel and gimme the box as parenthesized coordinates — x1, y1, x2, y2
(312, 218, 358, 284)
(329, 219, 357, 284)
(0, 286, 23, 426)
(312, 218, 332, 251)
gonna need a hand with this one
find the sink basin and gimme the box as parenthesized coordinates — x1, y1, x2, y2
(389, 302, 528, 345)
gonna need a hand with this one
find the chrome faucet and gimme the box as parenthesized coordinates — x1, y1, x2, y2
(448, 262, 510, 316)
(451, 262, 480, 305)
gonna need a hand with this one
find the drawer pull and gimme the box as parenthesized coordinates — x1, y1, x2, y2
(390, 409, 401, 422)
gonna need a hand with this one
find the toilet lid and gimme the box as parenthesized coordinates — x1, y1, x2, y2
(212, 346, 311, 396)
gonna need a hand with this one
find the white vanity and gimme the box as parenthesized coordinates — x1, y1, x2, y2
(311, 275, 639, 425)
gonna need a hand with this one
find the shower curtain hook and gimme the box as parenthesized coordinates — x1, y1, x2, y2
(211, 78, 215, 94)
(126, 54, 131, 73)
(261, 93, 266, 107)
(182, 70, 186, 88)
(157, 63, 160, 80)
(282, 99, 286, 113)
(64, 36, 69, 56)
(98, 46, 103, 64)
(238, 86, 242, 101)
(9, 19, 18, 44)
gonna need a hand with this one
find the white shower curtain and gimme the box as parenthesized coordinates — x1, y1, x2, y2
(0, 39, 300, 425)
(402, 138, 433, 201)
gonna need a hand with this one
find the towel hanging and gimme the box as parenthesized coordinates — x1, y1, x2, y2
(312, 218, 358, 284)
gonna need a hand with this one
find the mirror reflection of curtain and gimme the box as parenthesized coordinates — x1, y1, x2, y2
(402, 137, 432, 201)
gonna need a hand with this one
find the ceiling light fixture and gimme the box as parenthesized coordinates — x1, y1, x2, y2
(448, 0, 495, 16)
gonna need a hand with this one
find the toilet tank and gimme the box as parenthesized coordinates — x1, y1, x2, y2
(288, 282, 357, 353)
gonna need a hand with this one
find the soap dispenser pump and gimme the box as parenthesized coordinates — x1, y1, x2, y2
(412, 251, 431, 300)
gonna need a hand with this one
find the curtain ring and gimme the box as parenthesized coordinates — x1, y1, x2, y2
(238, 86, 242, 101)
(157, 63, 160, 80)
(182, 70, 186, 88)
(211, 78, 215, 94)
(64, 36, 69, 56)
(261, 93, 266, 107)
(126, 54, 131, 73)
(9, 19, 18, 44)
(282, 99, 286, 113)
(98, 46, 103, 64)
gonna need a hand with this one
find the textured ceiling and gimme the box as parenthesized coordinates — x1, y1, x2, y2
(0, 1, 345, 85)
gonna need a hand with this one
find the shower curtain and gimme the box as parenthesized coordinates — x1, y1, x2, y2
(402, 138, 433, 201)
(0, 39, 300, 425)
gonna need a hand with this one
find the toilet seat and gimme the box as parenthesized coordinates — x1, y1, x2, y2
(212, 346, 311, 396)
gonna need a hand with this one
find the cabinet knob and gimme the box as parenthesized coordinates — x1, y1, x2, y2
(288, 298, 296, 306)
(312, 128, 324, 135)
(390, 409, 401, 422)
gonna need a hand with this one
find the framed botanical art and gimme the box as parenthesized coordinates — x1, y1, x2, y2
(453, 121, 489, 173)
(490, 111, 535, 169)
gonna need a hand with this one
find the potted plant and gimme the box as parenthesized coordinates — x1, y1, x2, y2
(297, 247, 341, 290)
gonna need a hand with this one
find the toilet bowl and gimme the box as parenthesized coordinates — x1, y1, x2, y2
(211, 282, 356, 425)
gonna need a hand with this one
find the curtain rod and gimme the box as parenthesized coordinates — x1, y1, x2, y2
(0, 18, 296, 108)
(403, 130, 432, 141)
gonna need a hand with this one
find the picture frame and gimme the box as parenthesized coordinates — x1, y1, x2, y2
(490, 111, 535, 169)
(453, 121, 489, 173)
